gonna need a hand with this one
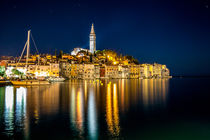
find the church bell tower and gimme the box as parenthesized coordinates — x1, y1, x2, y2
(89, 23, 96, 54)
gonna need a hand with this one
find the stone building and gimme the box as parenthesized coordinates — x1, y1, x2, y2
(129, 64, 140, 78)
(118, 65, 129, 78)
(83, 64, 95, 79)
(105, 65, 119, 78)
(27, 63, 59, 78)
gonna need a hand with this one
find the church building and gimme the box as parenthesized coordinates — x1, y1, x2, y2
(71, 23, 96, 55)
(89, 23, 96, 54)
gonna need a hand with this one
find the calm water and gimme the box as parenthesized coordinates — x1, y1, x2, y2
(1, 78, 210, 140)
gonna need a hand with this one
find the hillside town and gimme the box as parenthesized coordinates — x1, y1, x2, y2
(0, 24, 170, 80)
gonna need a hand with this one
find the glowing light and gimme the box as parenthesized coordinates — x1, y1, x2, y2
(34, 71, 49, 77)
(88, 88, 98, 139)
(106, 82, 120, 136)
(120, 79, 125, 113)
(16, 87, 27, 105)
(106, 82, 113, 134)
(113, 83, 120, 135)
(141, 79, 169, 109)
(4, 86, 14, 134)
(5, 86, 14, 110)
(76, 91, 83, 129)
(70, 86, 76, 128)
(142, 79, 149, 107)
(16, 87, 27, 126)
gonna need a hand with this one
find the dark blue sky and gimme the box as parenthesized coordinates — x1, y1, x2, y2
(0, 0, 209, 76)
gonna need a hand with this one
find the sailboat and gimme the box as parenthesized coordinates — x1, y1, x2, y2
(10, 30, 50, 85)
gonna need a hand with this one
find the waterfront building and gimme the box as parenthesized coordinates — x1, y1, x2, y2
(118, 65, 129, 78)
(27, 63, 60, 78)
(94, 65, 100, 79)
(61, 63, 79, 78)
(0, 56, 15, 67)
(83, 64, 95, 79)
(8, 62, 35, 67)
(60, 62, 170, 79)
(105, 65, 119, 79)
(161, 65, 170, 78)
(61, 63, 82, 79)
(141, 64, 153, 78)
(0, 60, 7, 68)
(139, 63, 170, 79)
(140, 65, 145, 78)
(61, 63, 100, 79)
(70, 64, 82, 79)
(129, 64, 140, 78)
(152, 63, 162, 78)
(100, 66, 105, 78)
(60, 62, 70, 78)
(77, 64, 84, 79)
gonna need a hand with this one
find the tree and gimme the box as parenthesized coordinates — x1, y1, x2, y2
(58, 50, 63, 59)
(133, 59, 139, 64)
(125, 55, 133, 61)
(90, 54, 93, 63)
(0, 66, 5, 77)
(12, 69, 23, 76)
(96, 50, 103, 56)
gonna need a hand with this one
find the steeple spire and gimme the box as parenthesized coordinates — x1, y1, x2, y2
(89, 23, 96, 54)
(90, 23, 95, 34)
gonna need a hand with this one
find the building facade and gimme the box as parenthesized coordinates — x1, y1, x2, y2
(105, 65, 119, 79)
(28, 63, 59, 78)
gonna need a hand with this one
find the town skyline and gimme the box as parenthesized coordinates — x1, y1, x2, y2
(1, 1, 210, 139)
(0, 0, 210, 76)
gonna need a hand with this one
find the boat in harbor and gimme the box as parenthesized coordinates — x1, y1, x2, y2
(10, 80, 50, 86)
(46, 77, 65, 82)
(10, 30, 50, 86)
(0, 80, 11, 85)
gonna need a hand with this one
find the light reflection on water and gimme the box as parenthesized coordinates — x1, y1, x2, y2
(0, 79, 169, 139)
(106, 82, 120, 137)
(142, 79, 169, 109)
(88, 87, 98, 140)
(4, 86, 14, 136)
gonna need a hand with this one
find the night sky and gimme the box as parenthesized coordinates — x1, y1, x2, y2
(0, 0, 209, 76)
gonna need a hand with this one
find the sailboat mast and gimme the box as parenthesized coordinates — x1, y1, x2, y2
(26, 30, 31, 67)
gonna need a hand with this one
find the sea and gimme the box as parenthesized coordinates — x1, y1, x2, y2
(1, 78, 210, 140)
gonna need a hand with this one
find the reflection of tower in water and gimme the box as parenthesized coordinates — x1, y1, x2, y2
(88, 87, 98, 140)
(69, 80, 98, 139)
